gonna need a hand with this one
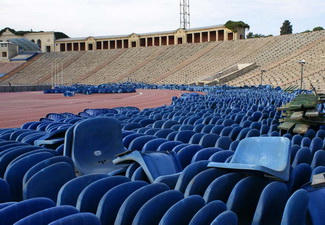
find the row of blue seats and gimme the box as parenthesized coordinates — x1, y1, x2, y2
(0, 85, 323, 225)
(0, 135, 323, 225)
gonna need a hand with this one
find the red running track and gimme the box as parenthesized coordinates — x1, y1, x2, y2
(0, 89, 195, 129)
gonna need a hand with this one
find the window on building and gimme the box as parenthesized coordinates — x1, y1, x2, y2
(103, 41, 109, 49)
(131, 41, 136, 47)
(80, 42, 86, 51)
(228, 33, 234, 40)
(46, 46, 51, 52)
(161, 36, 167, 45)
(110, 40, 115, 49)
(154, 37, 159, 46)
(116, 40, 122, 49)
(210, 31, 217, 42)
(96, 41, 102, 50)
(123, 39, 129, 48)
(187, 34, 193, 43)
(168, 36, 175, 45)
(60, 43, 66, 51)
(73, 43, 79, 51)
(202, 32, 208, 42)
(194, 33, 200, 43)
(67, 43, 72, 51)
(140, 38, 145, 47)
(2, 52, 7, 57)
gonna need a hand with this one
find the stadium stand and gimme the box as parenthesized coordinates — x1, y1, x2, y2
(0, 30, 324, 92)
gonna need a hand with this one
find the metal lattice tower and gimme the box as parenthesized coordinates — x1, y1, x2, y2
(180, 0, 190, 29)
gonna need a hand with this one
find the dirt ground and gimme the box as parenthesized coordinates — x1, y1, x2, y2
(0, 89, 191, 129)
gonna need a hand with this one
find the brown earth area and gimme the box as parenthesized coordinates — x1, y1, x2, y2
(0, 89, 194, 129)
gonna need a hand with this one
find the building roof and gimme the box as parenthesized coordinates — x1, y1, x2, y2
(8, 38, 40, 52)
(56, 24, 226, 42)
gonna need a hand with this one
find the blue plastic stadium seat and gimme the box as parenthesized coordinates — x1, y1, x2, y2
(309, 137, 323, 156)
(280, 189, 309, 225)
(128, 135, 157, 151)
(70, 117, 127, 174)
(23, 162, 76, 202)
(177, 144, 203, 168)
(184, 168, 226, 197)
(291, 134, 303, 145)
(251, 181, 288, 225)
(0, 197, 55, 225)
(96, 181, 148, 225)
(311, 150, 325, 169)
(0, 145, 45, 177)
(4, 152, 55, 201)
(114, 183, 170, 225)
(215, 136, 233, 150)
(14, 205, 79, 225)
(132, 190, 184, 225)
(226, 176, 269, 225)
(57, 174, 109, 206)
(174, 160, 210, 193)
(22, 156, 74, 187)
(174, 130, 196, 143)
(156, 141, 183, 151)
(142, 138, 168, 152)
(189, 200, 227, 225)
(203, 172, 245, 203)
(301, 133, 312, 145)
(113, 150, 182, 183)
(76, 176, 131, 214)
(304, 129, 316, 139)
(189, 133, 205, 144)
(48, 212, 101, 225)
(154, 128, 175, 138)
(209, 137, 291, 181)
(286, 163, 311, 195)
(0, 178, 11, 203)
(210, 210, 238, 225)
(159, 195, 205, 225)
(191, 147, 222, 163)
(198, 134, 220, 148)
(209, 150, 234, 162)
(292, 147, 312, 167)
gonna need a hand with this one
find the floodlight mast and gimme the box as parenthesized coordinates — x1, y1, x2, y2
(180, 0, 190, 29)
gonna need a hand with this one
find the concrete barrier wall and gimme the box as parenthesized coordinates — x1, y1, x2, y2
(0, 85, 51, 92)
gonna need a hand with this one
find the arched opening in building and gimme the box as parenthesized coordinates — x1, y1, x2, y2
(37, 39, 41, 48)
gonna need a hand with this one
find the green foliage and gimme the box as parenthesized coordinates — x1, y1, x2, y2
(280, 20, 293, 35)
(0, 27, 44, 36)
(54, 32, 69, 40)
(225, 20, 250, 32)
(313, 26, 324, 31)
(246, 32, 272, 39)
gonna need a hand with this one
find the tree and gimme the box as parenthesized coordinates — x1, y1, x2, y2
(280, 20, 293, 35)
(225, 21, 250, 32)
(313, 26, 324, 31)
(246, 32, 272, 39)
(246, 32, 254, 39)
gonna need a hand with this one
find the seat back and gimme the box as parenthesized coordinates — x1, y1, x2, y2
(209, 137, 291, 181)
(71, 117, 126, 175)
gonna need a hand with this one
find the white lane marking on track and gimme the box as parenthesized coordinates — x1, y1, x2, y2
(124, 92, 143, 99)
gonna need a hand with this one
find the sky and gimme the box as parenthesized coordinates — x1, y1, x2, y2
(1, 0, 324, 38)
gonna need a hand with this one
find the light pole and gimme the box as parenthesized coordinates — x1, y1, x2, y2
(260, 69, 266, 85)
(298, 60, 306, 90)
